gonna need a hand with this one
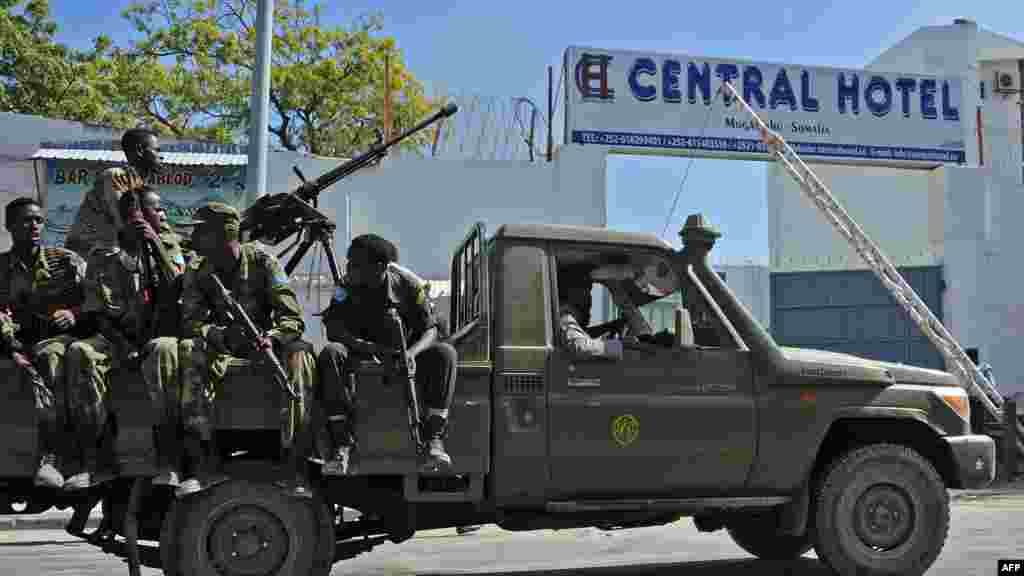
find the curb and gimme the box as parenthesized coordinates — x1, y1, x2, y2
(0, 514, 101, 532)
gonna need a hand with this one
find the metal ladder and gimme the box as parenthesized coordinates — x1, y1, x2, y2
(720, 81, 1004, 423)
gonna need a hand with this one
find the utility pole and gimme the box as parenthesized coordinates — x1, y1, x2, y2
(246, 0, 274, 201)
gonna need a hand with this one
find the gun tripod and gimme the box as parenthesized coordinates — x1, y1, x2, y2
(276, 215, 345, 286)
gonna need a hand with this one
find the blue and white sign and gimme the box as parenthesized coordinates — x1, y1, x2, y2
(564, 46, 966, 166)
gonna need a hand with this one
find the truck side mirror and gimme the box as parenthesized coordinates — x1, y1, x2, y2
(675, 307, 695, 349)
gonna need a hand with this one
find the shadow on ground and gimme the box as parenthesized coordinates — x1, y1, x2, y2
(421, 557, 832, 576)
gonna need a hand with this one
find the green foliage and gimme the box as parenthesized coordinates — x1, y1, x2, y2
(0, 0, 134, 126)
(113, 0, 435, 156)
(2, 0, 437, 157)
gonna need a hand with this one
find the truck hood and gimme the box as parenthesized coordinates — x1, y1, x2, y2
(780, 347, 958, 388)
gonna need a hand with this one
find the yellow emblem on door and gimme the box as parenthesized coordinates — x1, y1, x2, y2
(611, 414, 640, 446)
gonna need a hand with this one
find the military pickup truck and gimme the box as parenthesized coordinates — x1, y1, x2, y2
(0, 213, 995, 576)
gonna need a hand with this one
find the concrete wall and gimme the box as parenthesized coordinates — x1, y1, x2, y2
(768, 162, 938, 272)
(327, 145, 608, 278)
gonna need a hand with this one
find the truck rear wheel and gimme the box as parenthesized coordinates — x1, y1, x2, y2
(725, 512, 813, 560)
(174, 480, 334, 576)
(813, 443, 949, 576)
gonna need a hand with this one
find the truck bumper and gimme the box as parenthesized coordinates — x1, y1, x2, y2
(942, 434, 996, 489)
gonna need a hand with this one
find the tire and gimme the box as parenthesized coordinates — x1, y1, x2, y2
(726, 512, 813, 560)
(175, 480, 335, 576)
(813, 443, 949, 576)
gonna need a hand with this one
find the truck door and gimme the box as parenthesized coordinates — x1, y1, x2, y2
(546, 252, 756, 499)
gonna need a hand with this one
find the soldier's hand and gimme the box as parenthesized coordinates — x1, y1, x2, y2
(256, 335, 273, 352)
(50, 309, 76, 330)
(12, 351, 33, 370)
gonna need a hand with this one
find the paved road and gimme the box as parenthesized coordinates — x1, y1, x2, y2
(1, 496, 1022, 576)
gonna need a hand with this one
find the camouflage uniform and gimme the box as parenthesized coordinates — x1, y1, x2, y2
(0, 246, 87, 483)
(178, 204, 316, 493)
(67, 234, 186, 487)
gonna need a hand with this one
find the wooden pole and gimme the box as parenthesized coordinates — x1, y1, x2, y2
(383, 50, 392, 142)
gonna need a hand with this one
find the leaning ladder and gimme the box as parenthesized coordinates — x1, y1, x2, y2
(720, 81, 1004, 423)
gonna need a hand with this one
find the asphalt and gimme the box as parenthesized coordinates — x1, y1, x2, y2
(2, 478, 1021, 532)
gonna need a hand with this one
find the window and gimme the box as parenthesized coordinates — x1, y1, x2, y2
(500, 244, 548, 347)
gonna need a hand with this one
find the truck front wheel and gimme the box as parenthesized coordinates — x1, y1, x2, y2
(814, 443, 949, 576)
(725, 512, 813, 560)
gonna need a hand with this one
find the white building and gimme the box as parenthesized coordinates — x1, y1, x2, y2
(767, 18, 1024, 396)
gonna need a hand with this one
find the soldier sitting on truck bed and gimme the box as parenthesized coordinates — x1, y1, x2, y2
(0, 197, 88, 489)
(179, 202, 317, 498)
(64, 188, 186, 491)
(317, 234, 457, 475)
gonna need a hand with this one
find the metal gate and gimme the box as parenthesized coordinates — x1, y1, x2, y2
(771, 266, 944, 369)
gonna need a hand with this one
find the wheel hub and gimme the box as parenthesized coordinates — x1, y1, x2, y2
(853, 484, 915, 550)
(207, 505, 289, 575)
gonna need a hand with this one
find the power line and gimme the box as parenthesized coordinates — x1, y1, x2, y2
(660, 85, 723, 241)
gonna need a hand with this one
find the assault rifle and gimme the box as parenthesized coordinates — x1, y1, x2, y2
(387, 307, 424, 454)
(208, 273, 299, 401)
(240, 103, 459, 285)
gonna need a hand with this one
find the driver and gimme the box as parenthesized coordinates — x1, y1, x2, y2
(557, 267, 624, 359)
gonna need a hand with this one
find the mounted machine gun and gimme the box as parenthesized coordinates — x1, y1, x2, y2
(240, 103, 459, 285)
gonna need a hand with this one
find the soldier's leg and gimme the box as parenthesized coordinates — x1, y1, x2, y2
(175, 338, 229, 498)
(416, 341, 458, 470)
(316, 342, 358, 475)
(63, 334, 115, 491)
(142, 337, 181, 486)
(30, 334, 78, 486)
(279, 339, 317, 497)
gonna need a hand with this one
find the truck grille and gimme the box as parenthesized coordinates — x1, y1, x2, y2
(503, 373, 544, 394)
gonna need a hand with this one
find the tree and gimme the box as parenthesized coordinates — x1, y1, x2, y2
(0, 0, 133, 125)
(111, 0, 436, 156)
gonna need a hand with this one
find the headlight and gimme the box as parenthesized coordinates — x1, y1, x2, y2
(936, 387, 970, 422)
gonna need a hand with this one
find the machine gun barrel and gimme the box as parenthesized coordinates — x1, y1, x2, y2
(208, 273, 299, 400)
(293, 102, 458, 204)
(240, 103, 458, 248)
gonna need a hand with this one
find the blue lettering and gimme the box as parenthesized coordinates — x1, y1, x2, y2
(837, 73, 859, 115)
(895, 78, 916, 117)
(769, 68, 797, 111)
(865, 76, 892, 117)
(743, 66, 766, 109)
(629, 57, 658, 102)
(663, 59, 682, 103)
(942, 80, 959, 121)
(716, 63, 740, 105)
(687, 62, 712, 105)
(800, 70, 819, 112)
(920, 78, 937, 119)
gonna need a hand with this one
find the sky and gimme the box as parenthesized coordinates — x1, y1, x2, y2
(45, 0, 1023, 265)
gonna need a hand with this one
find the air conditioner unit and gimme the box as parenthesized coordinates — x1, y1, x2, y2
(993, 68, 1020, 94)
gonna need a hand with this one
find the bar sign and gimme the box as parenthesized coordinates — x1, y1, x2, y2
(999, 560, 1024, 574)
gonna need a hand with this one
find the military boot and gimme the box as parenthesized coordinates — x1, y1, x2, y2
(421, 414, 452, 472)
(63, 422, 114, 492)
(34, 420, 64, 489)
(152, 423, 181, 487)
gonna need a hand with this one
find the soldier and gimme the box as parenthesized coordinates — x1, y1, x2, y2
(317, 234, 457, 475)
(179, 202, 316, 498)
(64, 187, 185, 490)
(0, 197, 87, 488)
(557, 266, 630, 360)
(65, 128, 161, 257)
